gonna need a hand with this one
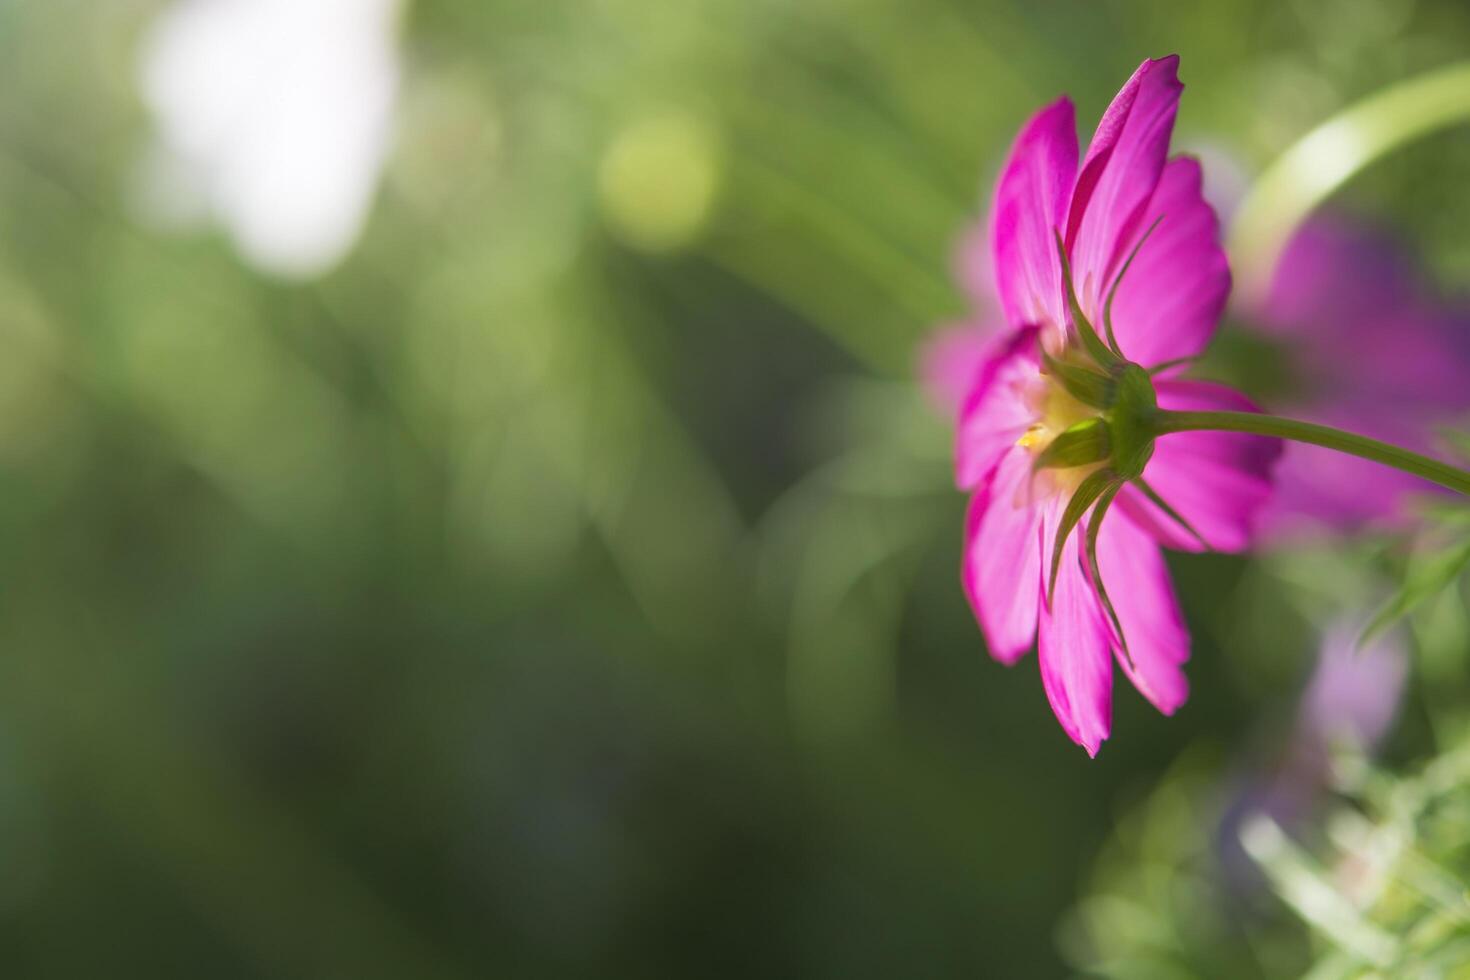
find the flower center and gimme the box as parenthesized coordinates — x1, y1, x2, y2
(1016, 371, 1106, 495)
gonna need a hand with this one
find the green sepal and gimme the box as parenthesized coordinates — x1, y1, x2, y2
(1033, 418, 1111, 472)
(1047, 469, 1118, 606)
(1148, 356, 1197, 377)
(1107, 363, 1159, 479)
(1133, 476, 1211, 551)
(1102, 215, 1165, 357)
(1084, 484, 1131, 669)
(1053, 229, 1120, 369)
(1041, 348, 1114, 409)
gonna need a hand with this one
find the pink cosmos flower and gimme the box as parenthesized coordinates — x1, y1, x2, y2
(944, 56, 1280, 755)
(1251, 218, 1470, 536)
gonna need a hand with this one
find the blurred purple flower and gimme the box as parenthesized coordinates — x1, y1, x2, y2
(1299, 620, 1407, 754)
(944, 56, 1279, 755)
(1254, 219, 1470, 536)
(1219, 620, 1406, 883)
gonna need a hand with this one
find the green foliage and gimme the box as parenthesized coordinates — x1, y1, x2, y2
(1067, 736, 1470, 979)
(1, 0, 1470, 977)
(1249, 739, 1470, 978)
(1363, 532, 1470, 644)
(1061, 748, 1313, 980)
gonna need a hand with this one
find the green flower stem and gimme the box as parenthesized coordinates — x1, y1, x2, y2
(1151, 410, 1470, 497)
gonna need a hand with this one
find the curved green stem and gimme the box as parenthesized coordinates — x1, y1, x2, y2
(1152, 410, 1470, 497)
(1230, 61, 1470, 302)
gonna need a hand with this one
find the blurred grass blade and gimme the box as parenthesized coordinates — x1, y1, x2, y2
(1360, 537, 1470, 645)
(1239, 815, 1399, 968)
(1231, 61, 1470, 302)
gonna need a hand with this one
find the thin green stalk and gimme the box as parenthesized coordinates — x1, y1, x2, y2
(1152, 410, 1470, 496)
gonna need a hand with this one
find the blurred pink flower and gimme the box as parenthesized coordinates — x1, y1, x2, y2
(1253, 219, 1470, 536)
(945, 56, 1279, 755)
(918, 225, 999, 414)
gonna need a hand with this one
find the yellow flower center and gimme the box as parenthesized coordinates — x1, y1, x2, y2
(1016, 371, 1106, 496)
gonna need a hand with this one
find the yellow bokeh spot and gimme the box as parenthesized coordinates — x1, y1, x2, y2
(598, 110, 722, 253)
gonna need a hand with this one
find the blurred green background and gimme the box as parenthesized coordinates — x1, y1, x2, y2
(0, 0, 1469, 977)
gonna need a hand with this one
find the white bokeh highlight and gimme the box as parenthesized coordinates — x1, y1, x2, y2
(137, 0, 403, 279)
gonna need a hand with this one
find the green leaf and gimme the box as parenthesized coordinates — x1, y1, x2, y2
(1361, 536, 1470, 644)
(1410, 495, 1470, 525)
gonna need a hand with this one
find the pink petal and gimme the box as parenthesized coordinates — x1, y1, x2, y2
(1261, 220, 1470, 410)
(1065, 56, 1183, 318)
(1092, 511, 1189, 714)
(990, 98, 1077, 331)
(963, 448, 1043, 664)
(1038, 522, 1113, 756)
(1262, 442, 1426, 537)
(956, 328, 1041, 490)
(954, 219, 997, 307)
(1259, 405, 1444, 537)
(919, 323, 1000, 418)
(1250, 218, 1470, 535)
(1118, 380, 1281, 552)
(1106, 156, 1230, 367)
(1258, 217, 1418, 338)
